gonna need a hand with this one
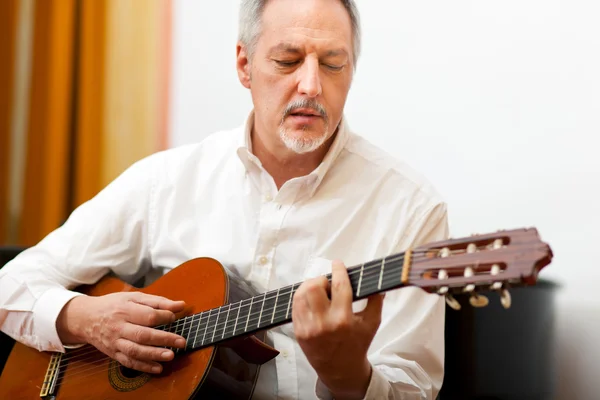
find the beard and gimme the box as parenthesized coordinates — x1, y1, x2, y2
(278, 99, 330, 154)
(279, 124, 330, 154)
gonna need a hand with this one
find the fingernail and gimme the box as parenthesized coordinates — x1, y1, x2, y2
(175, 338, 186, 347)
(162, 351, 172, 360)
(152, 365, 162, 374)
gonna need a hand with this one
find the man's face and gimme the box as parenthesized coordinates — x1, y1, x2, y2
(238, 0, 354, 154)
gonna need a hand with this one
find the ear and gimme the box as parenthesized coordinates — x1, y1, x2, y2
(236, 43, 252, 89)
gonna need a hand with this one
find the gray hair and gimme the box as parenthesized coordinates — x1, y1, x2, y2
(238, 0, 361, 70)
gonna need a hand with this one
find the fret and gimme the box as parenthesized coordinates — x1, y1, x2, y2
(173, 319, 186, 353)
(204, 309, 220, 346)
(233, 299, 244, 336)
(380, 254, 405, 293)
(270, 288, 280, 324)
(360, 259, 385, 298)
(378, 257, 385, 290)
(211, 306, 222, 342)
(235, 298, 252, 335)
(259, 292, 276, 328)
(161, 322, 173, 352)
(348, 266, 361, 299)
(356, 263, 365, 297)
(247, 296, 264, 331)
(274, 287, 292, 324)
(201, 309, 212, 346)
(285, 284, 298, 319)
(244, 297, 254, 332)
(222, 304, 232, 339)
(173, 318, 184, 336)
(256, 293, 267, 329)
(191, 312, 205, 348)
(182, 316, 194, 345)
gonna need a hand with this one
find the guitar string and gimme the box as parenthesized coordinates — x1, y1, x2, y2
(53, 251, 424, 365)
(50, 245, 482, 386)
(49, 259, 470, 388)
(54, 250, 428, 368)
(48, 253, 432, 377)
(47, 265, 430, 386)
(53, 244, 478, 378)
(49, 251, 437, 375)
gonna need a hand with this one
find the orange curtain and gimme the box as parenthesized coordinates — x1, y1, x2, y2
(72, 0, 107, 209)
(0, 0, 19, 245)
(1, 0, 173, 247)
(19, 0, 77, 246)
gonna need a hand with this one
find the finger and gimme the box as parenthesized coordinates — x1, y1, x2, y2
(116, 337, 175, 365)
(121, 323, 186, 349)
(130, 292, 187, 313)
(291, 291, 310, 338)
(124, 301, 179, 327)
(330, 260, 353, 312)
(299, 277, 330, 314)
(356, 293, 385, 327)
(114, 350, 164, 374)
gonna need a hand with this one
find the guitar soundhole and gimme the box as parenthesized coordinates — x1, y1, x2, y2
(119, 366, 145, 379)
(107, 360, 151, 392)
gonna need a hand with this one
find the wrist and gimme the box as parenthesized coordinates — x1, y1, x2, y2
(56, 295, 90, 345)
(323, 358, 372, 400)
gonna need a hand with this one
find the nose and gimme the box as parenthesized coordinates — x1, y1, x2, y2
(297, 57, 322, 98)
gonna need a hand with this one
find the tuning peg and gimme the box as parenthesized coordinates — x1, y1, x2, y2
(500, 289, 512, 309)
(469, 294, 489, 308)
(440, 247, 451, 258)
(463, 267, 475, 293)
(445, 294, 461, 310)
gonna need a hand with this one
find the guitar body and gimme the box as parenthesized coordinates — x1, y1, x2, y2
(0, 258, 278, 399)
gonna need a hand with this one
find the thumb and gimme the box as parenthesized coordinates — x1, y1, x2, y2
(357, 293, 385, 326)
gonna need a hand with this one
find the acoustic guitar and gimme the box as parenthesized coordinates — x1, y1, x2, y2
(0, 227, 552, 399)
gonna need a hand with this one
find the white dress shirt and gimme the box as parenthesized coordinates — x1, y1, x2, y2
(0, 111, 449, 399)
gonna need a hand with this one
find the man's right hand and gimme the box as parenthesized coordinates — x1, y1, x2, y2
(56, 292, 187, 374)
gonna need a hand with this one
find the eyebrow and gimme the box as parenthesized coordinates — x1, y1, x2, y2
(268, 43, 349, 58)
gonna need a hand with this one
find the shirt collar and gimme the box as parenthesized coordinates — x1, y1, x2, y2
(235, 110, 261, 171)
(236, 109, 350, 196)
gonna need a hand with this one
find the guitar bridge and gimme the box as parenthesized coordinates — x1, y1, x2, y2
(40, 352, 63, 398)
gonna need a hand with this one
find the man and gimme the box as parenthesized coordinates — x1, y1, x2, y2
(0, 0, 449, 398)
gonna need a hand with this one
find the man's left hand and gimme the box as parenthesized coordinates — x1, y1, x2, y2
(292, 259, 385, 399)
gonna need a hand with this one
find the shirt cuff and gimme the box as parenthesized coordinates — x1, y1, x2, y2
(32, 287, 84, 352)
(315, 365, 390, 400)
(362, 366, 390, 399)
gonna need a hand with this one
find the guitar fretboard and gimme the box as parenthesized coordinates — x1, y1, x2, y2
(157, 251, 410, 352)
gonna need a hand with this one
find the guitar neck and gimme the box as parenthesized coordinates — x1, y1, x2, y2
(159, 251, 411, 352)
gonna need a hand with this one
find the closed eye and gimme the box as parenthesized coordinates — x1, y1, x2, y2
(275, 60, 300, 67)
(323, 64, 344, 71)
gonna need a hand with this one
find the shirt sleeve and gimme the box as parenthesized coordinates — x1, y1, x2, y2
(316, 201, 450, 400)
(0, 155, 158, 353)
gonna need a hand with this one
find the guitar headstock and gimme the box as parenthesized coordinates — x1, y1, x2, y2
(409, 227, 553, 310)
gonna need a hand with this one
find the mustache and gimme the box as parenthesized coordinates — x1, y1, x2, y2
(282, 99, 328, 121)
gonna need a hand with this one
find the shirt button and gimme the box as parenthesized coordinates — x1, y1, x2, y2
(281, 349, 289, 358)
(264, 194, 272, 202)
(258, 256, 268, 265)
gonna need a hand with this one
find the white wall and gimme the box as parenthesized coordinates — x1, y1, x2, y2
(170, 1, 600, 397)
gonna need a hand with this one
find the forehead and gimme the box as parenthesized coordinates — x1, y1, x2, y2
(259, 0, 353, 52)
